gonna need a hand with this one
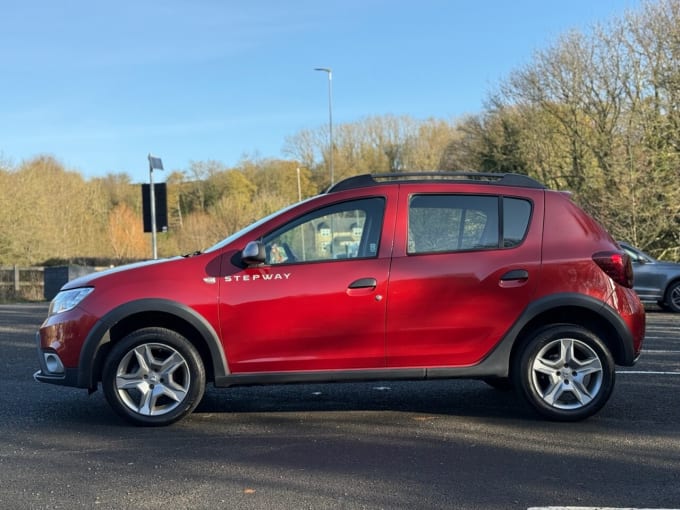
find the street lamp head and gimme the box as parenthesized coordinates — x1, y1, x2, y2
(314, 67, 332, 76)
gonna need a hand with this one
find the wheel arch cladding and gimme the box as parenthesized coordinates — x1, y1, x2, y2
(508, 293, 636, 369)
(77, 299, 228, 389)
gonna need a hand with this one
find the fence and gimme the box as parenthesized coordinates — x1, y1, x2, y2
(0, 265, 99, 302)
(0, 266, 45, 302)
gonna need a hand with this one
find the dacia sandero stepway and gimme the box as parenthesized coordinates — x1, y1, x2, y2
(35, 172, 645, 426)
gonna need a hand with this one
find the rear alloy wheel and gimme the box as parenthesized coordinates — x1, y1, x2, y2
(102, 328, 205, 426)
(514, 325, 615, 421)
(665, 281, 680, 313)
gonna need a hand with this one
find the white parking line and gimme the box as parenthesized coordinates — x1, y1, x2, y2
(529, 507, 680, 510)
(528, 507, 680, 510)
(617, 370, 680, 375)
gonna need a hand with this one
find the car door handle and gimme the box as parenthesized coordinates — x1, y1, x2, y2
(500, 269, 529, 281)
(348, 277, 377, 289)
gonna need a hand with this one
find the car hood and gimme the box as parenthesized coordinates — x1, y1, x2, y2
(648, 260, 680, 270)
(61, 257, 183, 290)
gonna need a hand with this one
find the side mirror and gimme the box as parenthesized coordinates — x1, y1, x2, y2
(241, 241, 266, 266)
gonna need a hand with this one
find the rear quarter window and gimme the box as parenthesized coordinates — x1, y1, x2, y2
(503, 197, 532, 247)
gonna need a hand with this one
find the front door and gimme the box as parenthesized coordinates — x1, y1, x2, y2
(219, 196, 391, 373)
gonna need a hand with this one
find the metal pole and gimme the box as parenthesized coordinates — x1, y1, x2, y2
(147, 154, 164, 260)
(315, 67, 334, 185)
(296, 167, 302, 201)
(296, 166, 306, 260)
(149, 157, 158, 260)
(327, 70, 334, 186)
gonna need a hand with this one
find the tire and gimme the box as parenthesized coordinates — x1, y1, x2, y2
(513, 325, 615, 421)
(102, 328, 206, 426)
(657, 300, 670, 311)
(664, 281, 680, 313)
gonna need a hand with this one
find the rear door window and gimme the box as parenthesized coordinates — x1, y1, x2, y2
(407, 195, 531, 254)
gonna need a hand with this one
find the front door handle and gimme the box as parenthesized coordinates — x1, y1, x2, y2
(348, 277, 377, 289)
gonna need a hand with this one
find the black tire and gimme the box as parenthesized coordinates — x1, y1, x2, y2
(102, 327, 206, 426)
(657, 300, 670, 311)
(664, 281, 680, 313)
(513, 324, 615, 421)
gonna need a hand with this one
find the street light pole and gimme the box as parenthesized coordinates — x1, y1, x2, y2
(296, 167, 302, 202)
(314, 67, 334, 185)
(148, 154, 164, 260)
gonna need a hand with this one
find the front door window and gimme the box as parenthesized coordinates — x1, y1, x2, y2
(262, 197, 384, 264)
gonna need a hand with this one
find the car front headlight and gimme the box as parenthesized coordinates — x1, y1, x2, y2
(49, 287, 94, 316)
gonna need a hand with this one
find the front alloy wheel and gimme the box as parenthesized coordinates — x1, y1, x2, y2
(103, 328, 205, 426)
(514, 325, 615, 421)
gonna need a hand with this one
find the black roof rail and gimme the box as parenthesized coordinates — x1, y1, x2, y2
(326, 172, 546, 193)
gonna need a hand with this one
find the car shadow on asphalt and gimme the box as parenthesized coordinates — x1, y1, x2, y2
(194, 379, 534, 421)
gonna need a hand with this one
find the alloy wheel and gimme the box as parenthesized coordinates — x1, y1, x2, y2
(530, 337, 604, 410)
(114, 342, 191, 417)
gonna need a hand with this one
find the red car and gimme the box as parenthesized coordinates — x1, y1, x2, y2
(35, 172, 645, 426)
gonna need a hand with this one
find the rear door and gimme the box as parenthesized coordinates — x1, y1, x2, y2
(386, 185, 544, 367)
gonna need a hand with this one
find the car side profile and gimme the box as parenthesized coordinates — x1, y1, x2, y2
(35, 172, 645, 426)
(619, 241, 680, 312)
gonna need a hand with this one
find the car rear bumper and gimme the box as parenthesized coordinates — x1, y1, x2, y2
(614, 286, 646, 365)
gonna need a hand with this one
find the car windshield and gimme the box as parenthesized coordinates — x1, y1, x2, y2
(620, 242, 657, 263)
(203, 198, 313, 253)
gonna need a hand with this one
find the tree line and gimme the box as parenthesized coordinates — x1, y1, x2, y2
(1, 0, 679, 266)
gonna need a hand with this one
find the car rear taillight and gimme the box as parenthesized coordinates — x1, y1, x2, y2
(593, 251, 634, 288)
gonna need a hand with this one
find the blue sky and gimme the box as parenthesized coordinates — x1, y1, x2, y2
(1, 0, 640, 183)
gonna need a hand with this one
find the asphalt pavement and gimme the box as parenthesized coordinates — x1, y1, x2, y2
(1, 303, 679, 509)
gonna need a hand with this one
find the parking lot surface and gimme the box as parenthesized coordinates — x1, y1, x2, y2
(1, 303, 679, 509)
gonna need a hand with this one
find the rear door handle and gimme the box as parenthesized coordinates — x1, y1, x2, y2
(500, 269, 529, 281)
(348, 277, 377, 289)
